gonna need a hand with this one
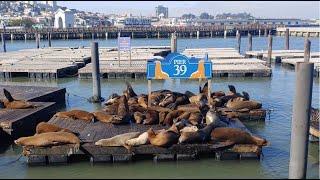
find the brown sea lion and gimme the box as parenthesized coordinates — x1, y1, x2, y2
(138, 94, 148, 108)
(133, 112, 145, 124)
(166, 95, 190, 110)
(35, 122, 74, 134)
(163, 110, 184, 126)
(104, 103, 119, 115)
(128, 97, 138, 106)
(123, 81, 137, 98)
(104, 94, 120, 105)
(92, 111, 124, 124)
(177, 104, 200, 113)
(150, 92, 166, 106)
(159, 111, 168, 125)
(117, 95, 130, 122)
(14, 131, 80, 147)
(1, 89, 36, 109)
(95, 132, 140, 150)
(175, 111, 191, 122)
(147, 124, 180, 147)
(54, 110, 95, 122)
(143, 110, 159, 125)
(225, 99, 262, 110)
(188, 112, 203, 126)
(211, 127, 268, 146)
(189, 93, 207, 105)
(179, 122, 217, 144)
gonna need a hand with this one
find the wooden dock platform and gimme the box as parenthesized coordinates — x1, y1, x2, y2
(245, 50, 320, 63)
(0, 85, 66, 142)
(281, 58, 320, 77)
(22, 114, 265, 165)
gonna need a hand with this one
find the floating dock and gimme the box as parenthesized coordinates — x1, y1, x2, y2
(23, 115, 264, 165)
(245, 50, 320, 63)
(0, 85, 66, 142)
(281, 58, 320, 77)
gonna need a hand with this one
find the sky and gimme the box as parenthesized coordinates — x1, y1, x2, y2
(58, 1, 320, 19)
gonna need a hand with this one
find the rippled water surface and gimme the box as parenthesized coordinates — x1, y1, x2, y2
(0, 36, 319, 179)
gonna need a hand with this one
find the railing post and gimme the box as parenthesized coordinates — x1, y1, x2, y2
(304, 38, 311, 62)
(285, 28, 289, 50)
(236, 32, 241, 54)
(248, 33, 252, 51)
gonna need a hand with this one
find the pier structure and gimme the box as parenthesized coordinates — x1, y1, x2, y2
(0, 25, 276, 40)
(276, 27, 320, 37)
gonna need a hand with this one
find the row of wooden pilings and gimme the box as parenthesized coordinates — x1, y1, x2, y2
(0, 28, 274, 41)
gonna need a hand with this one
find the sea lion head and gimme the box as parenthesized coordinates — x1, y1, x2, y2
(252, 135, 269, 146)
(228, 85, 237, 94)
(105, 94, 120, 105)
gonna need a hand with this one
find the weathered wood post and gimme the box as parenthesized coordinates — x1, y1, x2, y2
(1, 24, 6, 52)
(196, 31, 200, 39)
(36, 33, 40, 49)
(288, 42, 314, 178)
(105, 32, 108, 40)
(304, 39, 311, 62)
(285, 28, 289, 50)
(236, 33, 241, 54)
(267, 34, 273, 67)
(157, 31, 160, 39)
(92, 32, 95, 40)
(258, 29, 261, 37)
(171, 32, 177, 53)
(10, 33, 13, 41)
(89, 42, 103, 103)
(24, 33, 27, 41)
(224, 30, 227, 38)
(48, 32, 52, 47)
(248, 33, 252, 51)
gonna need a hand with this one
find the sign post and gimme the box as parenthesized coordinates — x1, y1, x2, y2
(117, 36, 131, 67)
(147, 52, 212, 107)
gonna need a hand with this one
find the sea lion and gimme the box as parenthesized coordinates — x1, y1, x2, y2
(92, 111, 124, 124)
(104, 103, 119, 115)
(211, 127, 268, 146)
(138, 94, 148, 108)
(177, 104, 200, 113)
(147, 124, 180, 147)
(133, 112, 145, 124)
(35, 122, 74, 134)
(167, 95, 190, 110)
(175, 112, 191, 122)
(225, 99, 262, 110)
(179, 126, 198, 133)
(159, 93, 176, 107)
(159, 111, 168, 124)
(54, 110, 95, 123)
(205, 108, 228, 127)
(125, 132, 149, 146)
(178, 122, 217, 144)
(123, 81, 137, 98)
(188, 112, 203, 126)
(128, 97, 138, 106)
(143, 110, 159, 125)
(117, 95, 130, 122)
(150, 92, 166, 106)
(95, 132, 141, 149)
(104, 94, 120, 105)
(189, 93, 207, 105)
(185, 91, 195, 98)
(14, 131, 80, 147)
(1, 89, 36, 109)
(163, 110, 184, 126)
(0, 100, 5, 109)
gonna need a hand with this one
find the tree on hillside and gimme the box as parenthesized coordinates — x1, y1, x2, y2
(181, 13, 196, 19)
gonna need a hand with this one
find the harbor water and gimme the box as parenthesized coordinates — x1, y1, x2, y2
(0, 36, 319, 178)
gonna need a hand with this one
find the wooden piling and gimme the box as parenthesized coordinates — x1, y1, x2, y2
(285, 28, 289, 50)
(248, 33, 252, 51)
(304, 39, 311, 62)
(236, 33, 241, 54)
(267, 34, 272, 67)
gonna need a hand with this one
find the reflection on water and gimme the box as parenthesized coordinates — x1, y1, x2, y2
(0, 36, 319, 178)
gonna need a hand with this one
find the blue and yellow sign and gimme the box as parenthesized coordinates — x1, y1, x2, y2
(147, 53, 212, 80)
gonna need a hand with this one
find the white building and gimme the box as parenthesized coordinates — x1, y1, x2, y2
(54, 8, 74, 28)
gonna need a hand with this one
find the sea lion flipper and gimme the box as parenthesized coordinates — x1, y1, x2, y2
(3, 89, 15, 102)
(242, 91, 250, 100)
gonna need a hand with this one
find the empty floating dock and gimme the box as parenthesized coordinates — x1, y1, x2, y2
(0, 85, 66, 142)
(23, 115, 264, 165)
(281, 58, 320, 77)
(245, 50, 320, 63)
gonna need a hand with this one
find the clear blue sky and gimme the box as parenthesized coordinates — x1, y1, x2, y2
(58, 1, 319, 19)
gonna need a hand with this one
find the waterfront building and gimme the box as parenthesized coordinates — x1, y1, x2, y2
(54, 8, 75, 28)
(115, 16, 151, 27)
(155, 5, 168, 19)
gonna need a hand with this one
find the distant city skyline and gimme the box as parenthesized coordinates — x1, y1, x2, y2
(59, 1, 320, 19)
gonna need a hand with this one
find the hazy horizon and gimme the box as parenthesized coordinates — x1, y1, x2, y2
(58, 1, 320, 19)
